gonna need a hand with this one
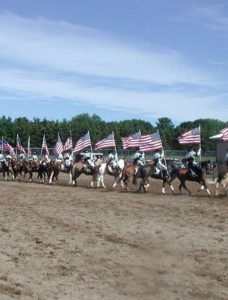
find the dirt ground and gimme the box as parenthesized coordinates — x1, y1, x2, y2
(0, 174, 227, 300)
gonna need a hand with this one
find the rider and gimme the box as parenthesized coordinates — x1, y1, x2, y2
(133, 149, 145, 174)
(32, 154, 38, 161)
(63, 152, 73, 167)
(56, 153, 63, 163)
(82, 150, 95, 170)
(152, 149, 169, 178)
(183, 147, 202, 176)
(40, 154, 50, 165)
(107, 151, 118, 169)
(5, 154, 12, 161)
(19, 153, 25, 160)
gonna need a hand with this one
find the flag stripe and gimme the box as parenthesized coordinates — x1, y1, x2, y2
(55, 134, 63, 155)
(0, 138, 15, 155)
(121, 131, 141, 149)
(178, 127, 200, 144)
(63, 136, 73, 151)
(41, 135, 49, 155)
(73, 132, 91, 153)
(16, 134, 26, 154)
(140, 132, 163, 152)
(95, 133, 116, 150)
(221, 128, 228, 141)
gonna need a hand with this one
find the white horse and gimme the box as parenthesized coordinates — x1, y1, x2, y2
(91, 162, 107, 188)
(213, 164, 228, 197)
(106, 158, 125, 189)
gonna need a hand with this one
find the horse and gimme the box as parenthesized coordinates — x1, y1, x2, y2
(0, 159, 16, 180)
(213, 164, 228, 197)
(119, 162, 137, 191)
(26, 159, 44, 182)
(71, 158, 107, 188)
(135, 161, 175, 194)
(200, 160, 212, 173)
(167, 160, 211, 195)
(105, 158, 125, 189)
(47, 160, 62, 184)
(14, 158, 30, 180)
(61, 158, 74, 184)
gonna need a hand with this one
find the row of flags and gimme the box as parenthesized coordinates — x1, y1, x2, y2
(1, 126, 227, 156)
(121, 130, 163, 152)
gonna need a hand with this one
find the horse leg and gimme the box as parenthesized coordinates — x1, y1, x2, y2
(167, 172, 176, 193)
(198, 178, 211, 196)
(179, 179, 191, 195)
(100, 175, 106, 189)
(69, 172, 73, 185)
(161, 179, 166, 194)
(140, 179, 148, 193)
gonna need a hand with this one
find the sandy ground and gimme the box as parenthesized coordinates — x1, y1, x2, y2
(0, 174, 227, 300)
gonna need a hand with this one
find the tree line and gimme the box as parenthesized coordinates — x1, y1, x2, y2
(0, 114, 227, 151)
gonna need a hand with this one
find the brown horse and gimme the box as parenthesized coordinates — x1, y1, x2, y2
(168, 166, 211, 195)
(120, 162, 137, 191)
(48, 160, 62, 184)
(27, 159, 43, 182)
(15, 158, 29, 180)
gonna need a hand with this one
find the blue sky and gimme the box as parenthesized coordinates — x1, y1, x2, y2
(0, 0, 227, 125)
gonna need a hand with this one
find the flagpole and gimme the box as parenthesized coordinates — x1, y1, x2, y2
(69, 130, 72, 153)
(1, 136, 3, 155)
(88, 131, 93, 156)
(16, 134, 18, 158)
(113, 131, 118, 160)
(159, 130, 167, 169)
(41, 135, 44, 156)
(28, 136, 30, 158)
(199, 125, 202, 162)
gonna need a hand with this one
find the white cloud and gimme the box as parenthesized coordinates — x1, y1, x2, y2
(0, 13, 216, 86)
(0, 12, 227, 124)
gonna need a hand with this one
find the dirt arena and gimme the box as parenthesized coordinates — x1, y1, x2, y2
(0, 174, 227, 300)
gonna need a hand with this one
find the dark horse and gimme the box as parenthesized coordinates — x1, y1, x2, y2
(0, 159, 16, 180)
(167, 160, 211, 195)
(133, 161, 175, 194)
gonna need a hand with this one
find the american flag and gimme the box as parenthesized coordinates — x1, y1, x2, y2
(63, 136, 73, 152)
(73, 132, 91, 153)
(54, 133, 63, 155)
(140, 131, 163, 152)
(95, 132, 116, 150)
(220, 128, 228, 142)
(16, 134, 26, 155)
(41, 134, 49, 155)
(121, 131, 141, 149)
(177, 127, 200, 144)
(0, 138, 15, 155)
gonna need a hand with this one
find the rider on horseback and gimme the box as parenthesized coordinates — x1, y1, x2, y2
(183, 147, 202, 177)
(152, 149, 169, 178)
(82, 150, 95, 171)
(107, 151, 118, 170)
(133, 149, 144, 174)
